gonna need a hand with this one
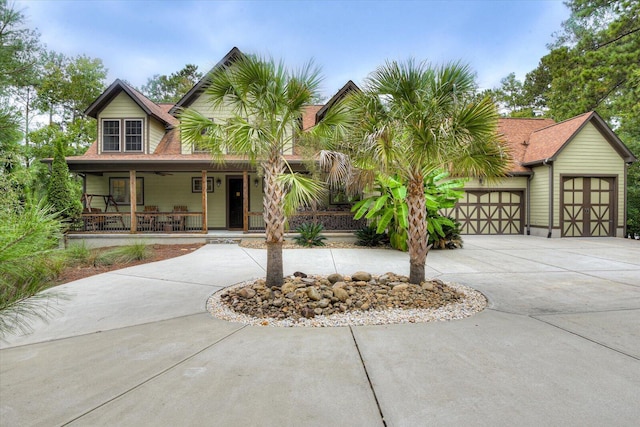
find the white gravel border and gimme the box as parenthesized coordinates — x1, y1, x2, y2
(206, 279, 487, 327)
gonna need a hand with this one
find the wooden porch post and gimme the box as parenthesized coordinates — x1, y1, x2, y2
(243, 170, 249, 232)
(130, 170, 137, 233)
(201, 170, 208, 233)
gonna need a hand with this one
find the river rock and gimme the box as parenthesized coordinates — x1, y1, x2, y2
(422, 282, 435, 291)
(352, 271, 372, 281)
(301, 306, 315, 318)
(307, 287, 322, 301)
(333, 287, 349, 302)
(281, 282, 298, 295)
(238, 288, 256, 299)
(327, 273, 344, 284)
(390, 284, 409, 293)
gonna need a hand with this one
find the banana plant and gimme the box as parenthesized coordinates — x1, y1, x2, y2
(352, 170, 466, 251)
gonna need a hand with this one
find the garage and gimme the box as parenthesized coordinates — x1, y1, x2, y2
(447, 190, 524, 235)
(561, 176, 615, 237)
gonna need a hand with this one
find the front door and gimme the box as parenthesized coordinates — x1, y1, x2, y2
(561, 176, 615, 237)
(228, 177, 244, 229)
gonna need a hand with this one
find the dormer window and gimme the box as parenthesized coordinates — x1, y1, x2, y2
(102, 118, 144, 153)
(125, 120, 143, 151)
(103, 120, 120, 151)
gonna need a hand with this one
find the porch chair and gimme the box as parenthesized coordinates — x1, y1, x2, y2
(83, 207, 105, 231)
(137, 205, 158, 231)
(170, 205, 188, 231)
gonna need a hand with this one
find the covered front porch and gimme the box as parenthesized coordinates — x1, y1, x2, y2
(72, 162, 364, 235)
(66, 229, 360, 249)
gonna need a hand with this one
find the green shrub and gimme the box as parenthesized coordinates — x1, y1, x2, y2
(294, 223, 327, 247)
(46, 137, 82, 223)
(64, 242, 94, 266)
(355, 225, 387, 247)
(429, 217, 463, 249)
(96, 242, 152, 266)
(0, 197, 65, 338)
(352, 170, 466, 252)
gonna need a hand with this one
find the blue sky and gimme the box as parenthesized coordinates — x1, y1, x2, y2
(16, 0, 570, 100)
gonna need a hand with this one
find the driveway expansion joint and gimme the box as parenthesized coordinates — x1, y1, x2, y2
(239, 247, 267, 272)
(529, 315, 639, 361)
(107, 272, 226, 288)
(61, 325, 248, 426)
(349, 326, 387, 427)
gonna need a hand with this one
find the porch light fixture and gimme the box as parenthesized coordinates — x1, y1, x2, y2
(216, 178, 222, 187)
(254, 178, 260, 188)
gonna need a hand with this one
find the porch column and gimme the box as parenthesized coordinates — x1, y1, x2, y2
(201, 170, 208, 233)
(130, 170, 137, 233)
(243, 170, 249, 232)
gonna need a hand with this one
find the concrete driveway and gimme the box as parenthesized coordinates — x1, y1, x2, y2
(1, 236, 639, 426)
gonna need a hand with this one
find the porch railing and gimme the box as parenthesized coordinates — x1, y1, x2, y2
(73, 212, 204, 233)
(247, 210, 366, 232)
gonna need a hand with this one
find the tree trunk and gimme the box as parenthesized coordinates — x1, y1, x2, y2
(262, 155, 286, 287)
(266, 241, 283, 287)
(406, 175, 430, 284)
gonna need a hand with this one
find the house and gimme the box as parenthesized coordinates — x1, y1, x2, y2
(447, 112, 636, 237)
(62, 47, 636, 238)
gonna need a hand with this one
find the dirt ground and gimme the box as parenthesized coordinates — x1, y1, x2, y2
(55, 244, 205, 285)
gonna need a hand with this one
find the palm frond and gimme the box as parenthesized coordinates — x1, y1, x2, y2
(279, 172, 327, 216)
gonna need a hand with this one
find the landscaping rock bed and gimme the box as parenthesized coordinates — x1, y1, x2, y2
(207, 271, 487, 327)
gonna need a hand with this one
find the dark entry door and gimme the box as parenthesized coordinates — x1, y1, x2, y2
(228, 177, 244, 229)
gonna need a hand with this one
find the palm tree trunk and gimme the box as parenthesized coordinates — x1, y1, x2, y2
(263, 155, 286, 287)
(406, 176, 430, 284)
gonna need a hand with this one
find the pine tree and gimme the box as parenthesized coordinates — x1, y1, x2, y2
(46, 137, 81, 223)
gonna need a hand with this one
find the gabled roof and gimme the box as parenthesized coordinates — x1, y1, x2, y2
(522, 111, 636, 165)
(316, 80, 360, 123)
(497, 117, 556, 173)
(169, 47, 243, 115)
(85, 79, 178, 127)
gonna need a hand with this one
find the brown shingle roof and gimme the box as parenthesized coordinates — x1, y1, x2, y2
(85, 79, 177, 127)
(497, 117, 556, 173)
(124, 84, 178, 126)
(522, 112, 592, 164)
(153, 129, 181, 155)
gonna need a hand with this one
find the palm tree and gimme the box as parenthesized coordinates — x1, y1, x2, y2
(179, 54, 326, 287)
(329, 60, 510, 284)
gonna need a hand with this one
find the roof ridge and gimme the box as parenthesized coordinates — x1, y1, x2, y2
(531, 111, 592, 134)
(499, 117, 553, 121)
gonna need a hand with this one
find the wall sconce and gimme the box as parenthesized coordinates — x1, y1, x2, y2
(478, 176, 484, 185)
(254, 178, 260, 188)
(216, 178, 222, 188)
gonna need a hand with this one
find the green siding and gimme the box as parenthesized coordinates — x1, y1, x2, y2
(85, 172, 266, 229)
(97, 92, 147, 154)
(529, 165, 550, 228)
(464, 176, 527, 190)
(148, 118, 166, 153)
(553, 122, 625, 232)
(185, 92, 295, 155)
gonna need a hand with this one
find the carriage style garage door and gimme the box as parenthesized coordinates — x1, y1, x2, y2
(446, 190, 524, 235)
(561, 176, 615, 237)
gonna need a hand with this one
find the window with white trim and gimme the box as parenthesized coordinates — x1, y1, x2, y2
(102, 120, 120, 151)
(125, 119, 143, 151)
(102, 118, 144, 153)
